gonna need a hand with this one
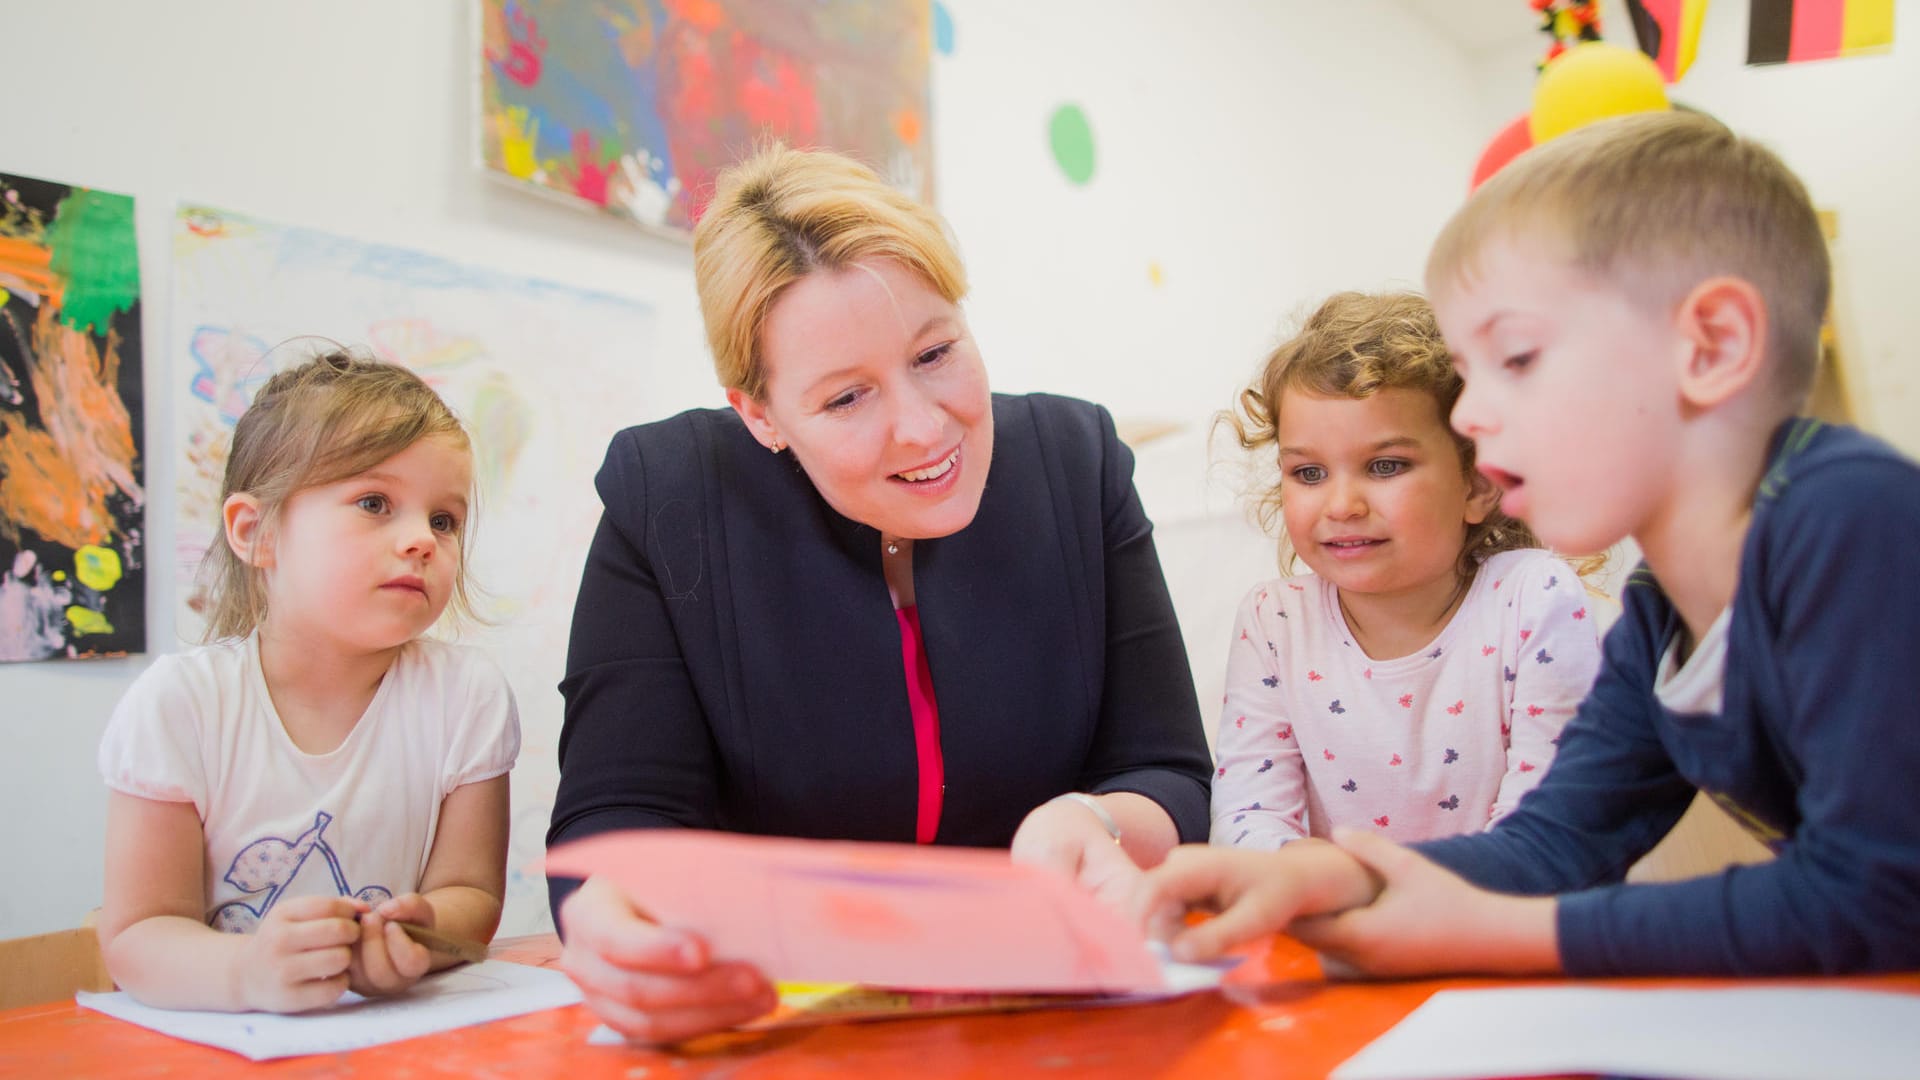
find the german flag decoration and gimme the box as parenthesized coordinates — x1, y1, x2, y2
(1531, 0, 1606, 70)
(1748, 0, 1895, 65)
(1624, 0, 1710, 81)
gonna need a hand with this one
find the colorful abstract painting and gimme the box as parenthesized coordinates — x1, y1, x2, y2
(171, 205, 656, 933)
(0, 172, 145, 662)
(478, 0, 934, 233)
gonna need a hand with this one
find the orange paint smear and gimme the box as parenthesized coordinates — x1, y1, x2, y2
(0, 237, 62, 304)
(662, 0, 726, 32)
(0, 306, 143, 550)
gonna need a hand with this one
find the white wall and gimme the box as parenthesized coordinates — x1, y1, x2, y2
(2, 0, 1509, 939)
(1466, 0, 1920, 455)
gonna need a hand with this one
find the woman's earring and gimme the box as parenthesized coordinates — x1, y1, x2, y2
(769, 439, 785, 454)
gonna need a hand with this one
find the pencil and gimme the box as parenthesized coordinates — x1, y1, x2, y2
(394, 921, 491, 965)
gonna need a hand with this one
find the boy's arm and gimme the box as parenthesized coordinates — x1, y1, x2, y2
(1135, 838, 1386, 961)
(1415, 586, 1697, 895)
(1545, 459, 1920, 976)
(1141, 577, 1694, 973)
(1284, 586, 1691, 980)
(1289, 830, 1563, 977)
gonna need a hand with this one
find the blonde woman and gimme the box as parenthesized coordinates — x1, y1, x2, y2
(548, 146, 1211, 1043)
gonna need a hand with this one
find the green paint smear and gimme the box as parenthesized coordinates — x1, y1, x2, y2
(46, 188, 140, 333)
(1049, 104, 1096, 186)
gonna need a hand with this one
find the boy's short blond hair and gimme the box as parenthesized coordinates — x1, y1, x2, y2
(692, 144, 967, 400)
(1427, 110, 1830, 409)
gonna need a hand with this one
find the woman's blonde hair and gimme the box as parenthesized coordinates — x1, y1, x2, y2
(1223, 291, 1539, 581)
(692, 143, 967, 399)
(197, 348, 477, 641)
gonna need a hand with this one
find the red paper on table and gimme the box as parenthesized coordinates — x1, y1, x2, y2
(543, 830, 1168, 994)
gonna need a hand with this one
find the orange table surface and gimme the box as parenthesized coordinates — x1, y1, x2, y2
(4, 933, 1916, 1079)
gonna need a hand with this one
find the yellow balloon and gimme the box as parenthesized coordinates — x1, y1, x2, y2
(1529, 42, 1670, 144)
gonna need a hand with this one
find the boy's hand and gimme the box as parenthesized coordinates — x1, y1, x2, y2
(348, 893, 437, 997)
(234, 895, 366, 1013)
(1287, 829, 1562, 977)
(1128, 845, 1312, 961)
(1128, 838, 1386, 962)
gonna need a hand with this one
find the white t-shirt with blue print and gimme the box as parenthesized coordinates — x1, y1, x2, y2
(98, 634, 519, 931)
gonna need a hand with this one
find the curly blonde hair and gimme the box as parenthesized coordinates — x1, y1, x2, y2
(1224, 290, 1539, 582)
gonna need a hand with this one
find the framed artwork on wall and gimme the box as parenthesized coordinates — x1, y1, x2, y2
(0, 172, 145, 662)
(477, 0, 935, 236)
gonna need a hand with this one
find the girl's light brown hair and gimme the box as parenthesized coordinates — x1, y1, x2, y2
(1224, 291, 1539, 581)
(197, 348, 476, 641)
(692, 143, 967, 399)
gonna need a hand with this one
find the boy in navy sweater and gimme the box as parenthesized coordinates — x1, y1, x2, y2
(1135, 110, 1920, 976)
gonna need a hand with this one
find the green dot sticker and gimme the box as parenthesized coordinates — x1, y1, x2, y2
(1048, 104, 1096, 186)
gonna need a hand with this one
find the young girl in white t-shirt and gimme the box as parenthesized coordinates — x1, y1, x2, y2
(97, 351, 520, 1012)
(1211, 292, 1601, 849)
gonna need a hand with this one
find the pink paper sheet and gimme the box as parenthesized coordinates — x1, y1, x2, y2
(543, 831, 1167, 993)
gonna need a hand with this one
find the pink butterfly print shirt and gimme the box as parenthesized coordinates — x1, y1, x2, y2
(1210, 548, 1603, 849)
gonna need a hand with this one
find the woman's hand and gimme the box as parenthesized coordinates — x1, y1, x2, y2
(348, 893, 437, 997)
(1011, 795, 1143, 910)
(557, 875, 779, 1044)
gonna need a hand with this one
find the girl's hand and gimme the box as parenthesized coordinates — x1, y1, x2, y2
(1128, 838, 1383, 962)
(558, 875, 778, 1045)
(1286, 829, 1562, 977)
(1010, 796, 1143, 911)
(348, 893, 437, 997)
(235, 895, 367, 1013)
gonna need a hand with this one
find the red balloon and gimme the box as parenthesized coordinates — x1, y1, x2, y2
(1470, 114, 1534, 190)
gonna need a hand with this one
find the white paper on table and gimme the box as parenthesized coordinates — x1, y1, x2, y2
(1332, 985, 1920, 1080)
(75, 960, 583, 1061)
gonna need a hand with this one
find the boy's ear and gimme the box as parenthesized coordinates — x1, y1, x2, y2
(223, 494, 273, 569)
(1674, 276, 1767, 410)
(724, 387, 782, 451)
(1464, 468, 1500, 526)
